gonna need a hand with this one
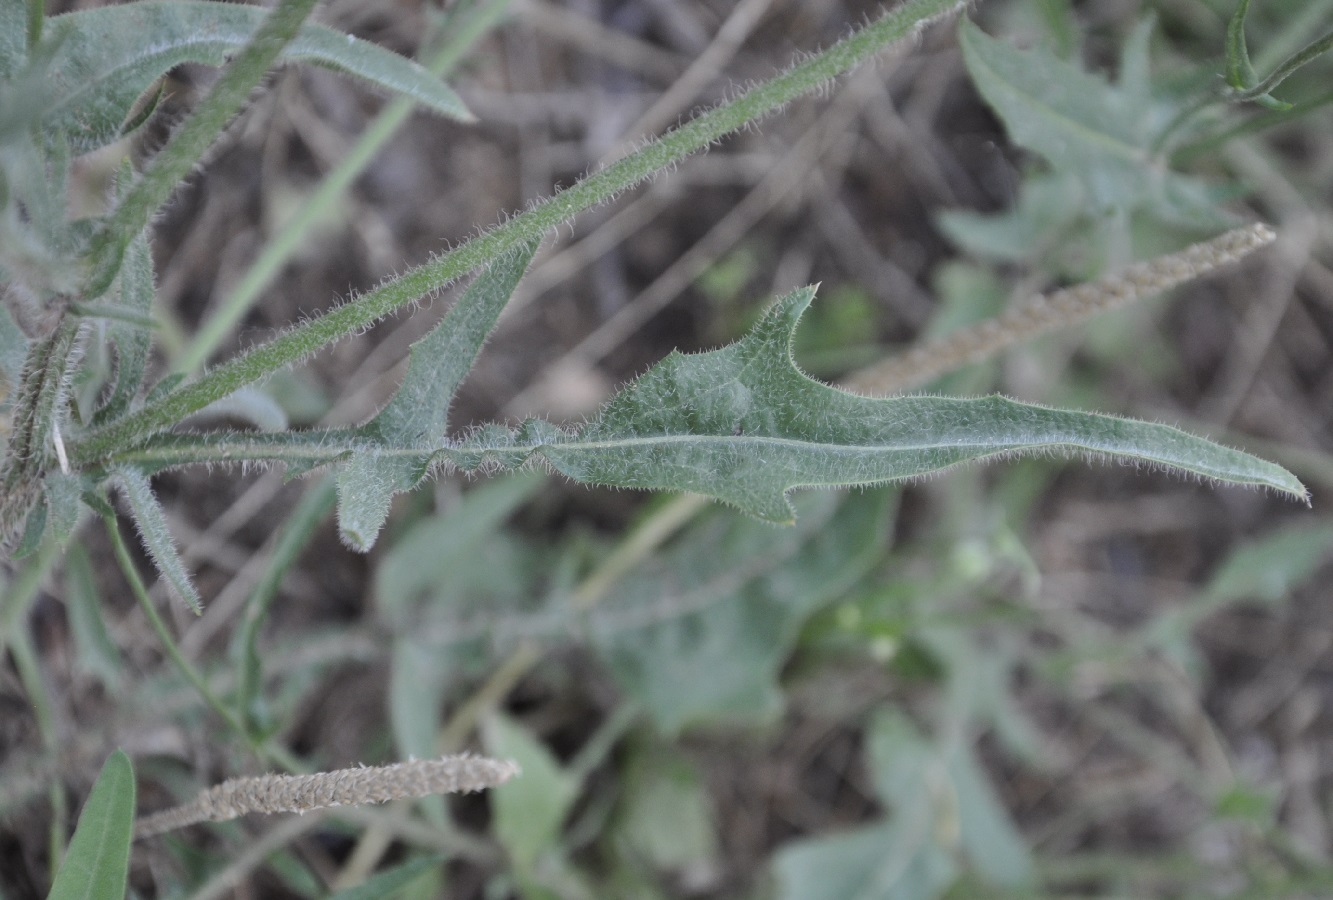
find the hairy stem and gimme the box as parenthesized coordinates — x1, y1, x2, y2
(69, 0, 965, 466)
(83, 0, 322, 299)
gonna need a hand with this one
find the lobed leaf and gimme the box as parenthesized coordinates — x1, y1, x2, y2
(42, 0, 472, 156)
(447, 287, 1307, 523)
(46, 750, 135, 900)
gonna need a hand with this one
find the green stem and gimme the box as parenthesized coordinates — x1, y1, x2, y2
(101, 509, 253, 743)
(8, 629, 67, 868)
(83, 0, 322, 299)
(69, 0, 965, 466)
(175, 0, 518, 374)
(1230, 27, 1333, 102)
(232, 475, 338, 736)
(26, 0, 42, 49)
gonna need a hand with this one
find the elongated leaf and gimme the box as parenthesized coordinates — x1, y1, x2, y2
(957, 17, 1232, 229)
(447, 287, 1306, 522)
(44, 0, 472, 156)
(94, 182, 154, 425)
(114, 467, 202, 614)
(46, 750, 135, 900)
(126, 286, 1305, 524)
(336, 239, 538, 551)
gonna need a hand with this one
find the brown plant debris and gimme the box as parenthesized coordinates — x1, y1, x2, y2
(135, 754, 520, 839)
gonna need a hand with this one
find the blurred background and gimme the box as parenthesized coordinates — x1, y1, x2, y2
(4, 0, 1333, 896)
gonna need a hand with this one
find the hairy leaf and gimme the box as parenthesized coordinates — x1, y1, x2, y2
(46, 750, 135, 900)
(336, 239, 538, 551)
(93, 180, 154, 425)
(448, 287, 1305, 522)
(122, 286, 1305, 525)
(43, 0, 472, 156)
(957, 17, 1232, 231)
(114, 466, 201, 613)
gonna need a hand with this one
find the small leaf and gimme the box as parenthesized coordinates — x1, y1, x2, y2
(448, 287, 1306, 521)
(113, 467, 201, 614)
(63, 544, 125, 689)
(335, 239, 538, 551)
(43, 469, 85, 545)
(43, 0, 473, 156)
(595, 490, 892, 734)
(95, 203, 156, 425)
(1224, 0, 1292, 111)
(773, 821, 957, 900)
(327, 857, 443, 900)
(1225, 0, 1258, 90)
(956, 16, 1234, 231)
(484, 712, 580, 874)
(1203, 522, 1333, 605)
(46, 750, 135, 900)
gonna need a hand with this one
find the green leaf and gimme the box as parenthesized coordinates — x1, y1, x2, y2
(956, 17, 1233, 231)
(448, 287, 1305, 521)
(113, 467, 201, 614)
(1203, 522, 1333, 605)
(93, 162, 154, 426)
(595, 490, 892, 734)
(0, 0, 28, 80)
(42, 0, 473, 156)
(1224, 0, 1291, 111)
(46, 750, 135, 900)
(328, 856, 444, 900)
(484, 712, 581, 874)
(613, 744, 717, 872)
(773, 821, 957, 900)
(335, 239, 539, 551)
(1225, 0, 1258, 90)
(62, 544, 125, 690)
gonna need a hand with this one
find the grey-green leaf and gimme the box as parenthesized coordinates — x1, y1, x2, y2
(327, 856, 443, 900)
(336, 239, 539, 551)
(595, 490, 892, 734)
(46, 750, 135, 900)
(449, 286, 1306, 523)
(43, 0, 473, 156)
(114, 467, 202, 614)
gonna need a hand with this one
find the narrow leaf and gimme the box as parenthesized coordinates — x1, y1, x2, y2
(1225, 0, 1259, 89)
(63, 544, 125, 689)
(328, 857, 444, 900)
(335, 239, 538, 551)
(448, 287, 1306, 522)
(1224, 0, 1292, 111)
(44, 0, 473, 156)
(113, 467, 202, 614)
(46, 750, 135, 900)
(372, 238, 540, 444)
(94, 180, 155, 425)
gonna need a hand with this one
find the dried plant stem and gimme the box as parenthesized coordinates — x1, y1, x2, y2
(135, 754, 519, 839)
(844, 223, 1278, 396)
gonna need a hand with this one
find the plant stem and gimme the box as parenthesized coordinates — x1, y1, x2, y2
(101, 508, 254, 747)
(175, 0, 518, 374)
(69, 0, 965, 466)
(83, 0, 322, 299)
